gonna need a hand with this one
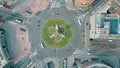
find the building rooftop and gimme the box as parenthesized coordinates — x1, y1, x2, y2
(86, 63, 112, 68)
(47, 62, 54, 68)
(75, 0, 94, 7)
(90, 12, 120, 39)
(100, 13, 119, 34)
(82, 61, 111, 68)
(108, 0, 120, 16)
(0, 29, 9, 68)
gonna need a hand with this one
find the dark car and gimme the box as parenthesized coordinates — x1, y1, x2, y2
(47, 62, 54, 68)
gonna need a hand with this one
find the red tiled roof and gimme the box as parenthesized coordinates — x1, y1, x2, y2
(108, 0, 120, 16)
(0, 18, 5, 23)
(3, 3, 10, 9)
(75, 0, 94, 6)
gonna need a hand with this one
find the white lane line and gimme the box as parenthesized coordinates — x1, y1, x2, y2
(69, 43, 77, 50)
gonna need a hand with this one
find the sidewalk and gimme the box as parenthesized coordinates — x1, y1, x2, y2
(20, 0, 49, 17)
(13, 24, 31, 64)
(12, 0, 30, 12)
(65, 0, 75, 10)
(67, 56, 74, 68)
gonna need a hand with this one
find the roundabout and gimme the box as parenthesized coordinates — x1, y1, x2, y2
(28, 4, 85, 60)
(42, 18, 72, 48)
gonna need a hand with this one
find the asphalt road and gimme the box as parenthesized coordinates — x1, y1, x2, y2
(0, 0, 91, 67)
(14, 0, 90, 67)
(0, 7, 25, 21)
(25, 3, 86, 63)
(0, 7, 28, 67)
(12, 2, 87, 68)
(89, 0, 108, 13)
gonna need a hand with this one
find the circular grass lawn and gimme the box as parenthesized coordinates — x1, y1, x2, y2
(42, 18, 72, 48)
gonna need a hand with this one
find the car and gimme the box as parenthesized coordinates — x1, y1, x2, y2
(15, 19, 23, 24)
(63, 58, 67, 68)
(37, 27, 40, 31)
(91, 11, 95, 14)
(20, 28, 26, 32)
(26, 10, 32, 15)
(38, 25, 40, 27)
(91, 58, 99, 61)
(55, 12, 59, 15)
(47, 62, 54, 68)
(86, 23, 89, 25)
(87, 52, 91, 55)
(0, 15, 2, 18)
(74, 58, 81, 64)
(40, 43, 45, 48)
(78, 19, 82, 25)
(81, 60, 88, 64)
(36, 11, 41, 16)
(72, 62, 78, 67)
(3, 48, 11, 60)
(0, 5, 2, 8)
(87, 49, 92, 55)
(52, 12, 59, 16)
(82, 35, 84, 37)
(108, 40, 112, 42)
(26, 61, 34, 68)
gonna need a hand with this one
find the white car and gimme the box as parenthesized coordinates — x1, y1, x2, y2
(91, 11, 95, 14)
(0, 5, 3, 8)
(15, 19, 23, 24)
(108, 40, 112, 42)
(40, 43, 45, 48)
(78, 19, 82, 25)
(87, 49, 91, 55)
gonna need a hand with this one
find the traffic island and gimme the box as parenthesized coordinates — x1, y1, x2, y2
(42, 18, 72, 48)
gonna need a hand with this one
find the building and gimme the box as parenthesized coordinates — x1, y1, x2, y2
(100, 13, 119, 34)
(0, 1, 11, 9)
(0, 28, 10, 68)
(79, 50, 120, 68)
(75, 0, 94, 7)
(0, 18, 6, 23)
(47, 62, 54, 68)
(3, 3, 11, 9)
(107, 0, 120, 16)
(90, 13, 120, 39)
(82, 61, 112, 68)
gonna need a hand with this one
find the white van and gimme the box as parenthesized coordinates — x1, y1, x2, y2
(91, 11, 95, 14)
(78, 19, 82, 25)
(108, 40, 112, 42)
(27, 61, 33, 68)
(15, 19, 23, 24)
(40, 43, 45, 48)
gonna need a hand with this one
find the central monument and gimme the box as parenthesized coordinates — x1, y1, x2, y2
(42, 18, 72, 48)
